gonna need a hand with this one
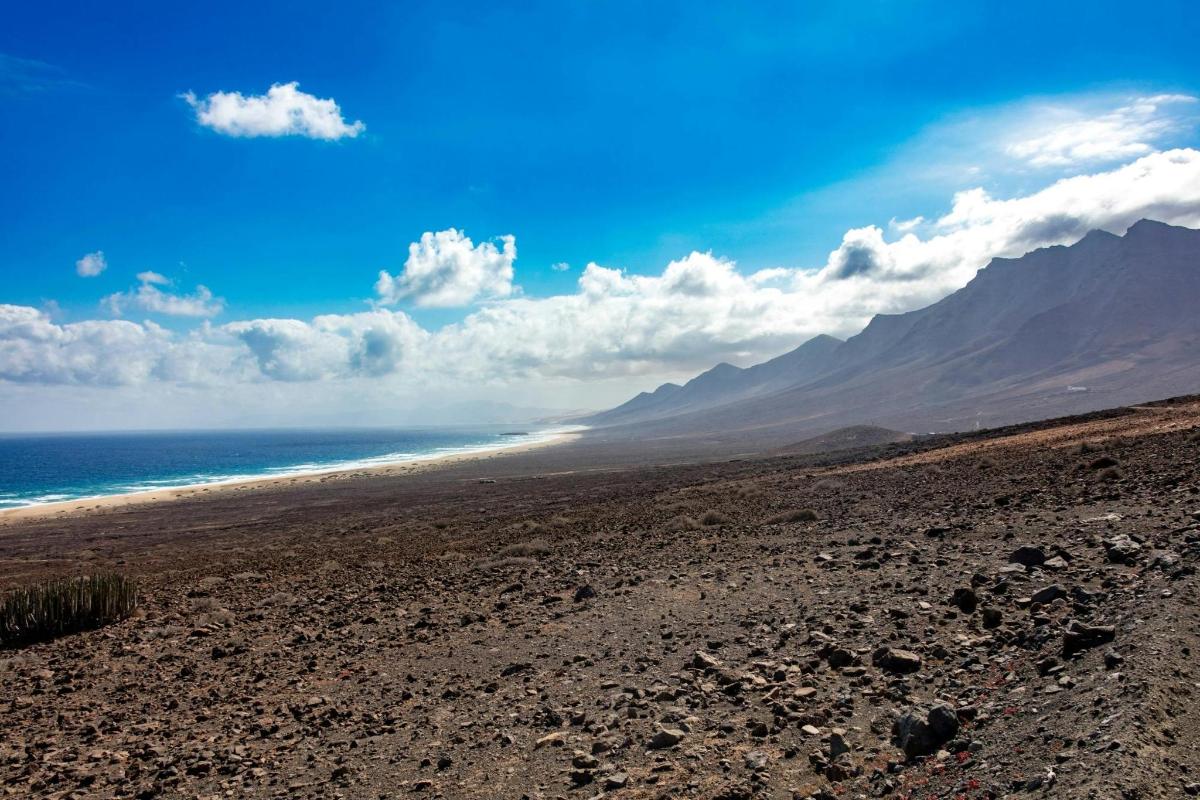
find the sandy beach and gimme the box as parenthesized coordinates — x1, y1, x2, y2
(0, 428, 582, 524)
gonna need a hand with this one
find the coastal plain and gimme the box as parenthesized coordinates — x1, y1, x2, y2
(1, 398, 1199, 799)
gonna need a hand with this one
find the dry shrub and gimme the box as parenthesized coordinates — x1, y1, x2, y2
(765, 508, 818, 525)
(142, 624, 186, 640)
(476, 556, 537, 571)
(667, 515, 702, 532)
(811, 478, 846, 492)
(497, 539, 551, 559)
(195, 603, 236, 627)
(258, 591, 298, 608)
(699, 510, 731, 526)
(1096, 466, 1123, 482)
(976, 455, 999, 471)
(1088, 456, 1120, 470)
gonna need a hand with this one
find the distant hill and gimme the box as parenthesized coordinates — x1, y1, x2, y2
(770, 425, 913, 456)
(583, 219, 1200, 449)
(585, 334, 842, 427)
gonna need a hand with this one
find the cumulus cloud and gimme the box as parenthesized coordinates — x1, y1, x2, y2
(375, 229, 516, 307)
(431, 148, 1200, 380)
(182, 82, 365, 140)
(75, 251, 107, 277)
(810, 149, 1200, 319)
(551, 261, 571, 272)
(0, 304, 195, 385)
(225, 310, 427, 381)
(1006, 94, 1197, 167)
(4, 148, 1200, 397)
(104, 272, 224, 318)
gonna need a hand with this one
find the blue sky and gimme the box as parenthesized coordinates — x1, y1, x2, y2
(2, 1, 1200, 429)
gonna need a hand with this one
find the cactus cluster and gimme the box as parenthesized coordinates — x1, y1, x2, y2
(0, 573, 137, 646)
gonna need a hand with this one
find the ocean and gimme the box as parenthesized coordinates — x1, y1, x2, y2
(0, 426, 569, 510)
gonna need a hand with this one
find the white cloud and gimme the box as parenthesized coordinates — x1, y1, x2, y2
(0, 304, 212, 385)
(551, 261, 571, 272)
(417, 148, 1200, 381)
(4, 148, 1200, 414)
(809, 148, 1200, 313)
(182, 82, 365, 140)
(375, 229, 517, 308)
(889, 216, 925, 233)
(137, 270, 169, 285)
(224, 310, 427, 381)
(75, 251, 106, 277)
(104, 273, 224, 318)
(1006, 94, 1197, 168)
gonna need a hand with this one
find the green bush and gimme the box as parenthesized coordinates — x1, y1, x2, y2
(1, 573, 137, 646)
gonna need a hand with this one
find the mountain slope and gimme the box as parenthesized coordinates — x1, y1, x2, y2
(586, 220, 1200, 448)
(583, 333, 843, 427)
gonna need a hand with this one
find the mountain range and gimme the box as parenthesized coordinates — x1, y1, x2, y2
(581, 219, 1200, 450)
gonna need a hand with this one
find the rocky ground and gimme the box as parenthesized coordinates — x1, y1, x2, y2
(2, 398, 1200, 799)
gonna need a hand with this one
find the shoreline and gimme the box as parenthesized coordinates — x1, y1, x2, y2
(0, 428, 583, 524)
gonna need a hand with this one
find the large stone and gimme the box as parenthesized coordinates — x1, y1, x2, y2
(1104, 535, 1142, 564)
(1031, 584, 1066, 605)
(1009, 546, 1046, 568)
(872, 647, 922, 674)
(648, 727, 685, 750)
(1063, 620, 1116, 655)
(825, 647, 856, 668)
(952, 587, 978, 613)
(893, 704, 959, 759)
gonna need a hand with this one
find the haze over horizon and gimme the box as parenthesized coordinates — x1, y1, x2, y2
(3, 2, 1200, 431)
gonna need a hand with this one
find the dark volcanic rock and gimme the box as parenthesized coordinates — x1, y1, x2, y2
(872, 646, 922, 674)
(1009, 546, 1046, 568)
(952, 586, 978, 613)
(1063, 620, 1116, 655)
(1104, 534, 1143, 564)
(893, 703, 960, 759)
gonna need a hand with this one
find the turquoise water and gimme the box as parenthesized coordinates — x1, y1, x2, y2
(0, 426, 567, 509)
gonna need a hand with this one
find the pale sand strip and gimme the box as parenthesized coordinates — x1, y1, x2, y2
(0, 430, 581, 524)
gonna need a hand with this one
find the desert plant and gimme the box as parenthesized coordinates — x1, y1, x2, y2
(496, 539, 550, 558)
(1, 573, 137, 646)
(1088, 456, 1120, 470)
(765, 508, 819, 524)
(976, 455, 999, 471)
(699, 510, 731, 526)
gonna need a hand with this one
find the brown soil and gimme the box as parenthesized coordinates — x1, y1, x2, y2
(2, 397, 1199, 799)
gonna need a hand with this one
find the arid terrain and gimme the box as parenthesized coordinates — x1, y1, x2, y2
(2, 397, 1200, 799)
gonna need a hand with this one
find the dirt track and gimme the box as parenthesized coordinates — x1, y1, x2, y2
(2, 398, 1199, 799)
